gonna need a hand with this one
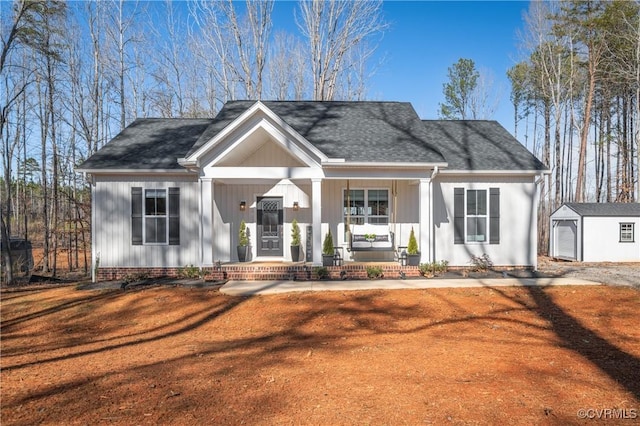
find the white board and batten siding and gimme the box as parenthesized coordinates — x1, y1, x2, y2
(433, 175, 538, 267)
(212, 181, 312, 262)
(93, 175, 200, 268)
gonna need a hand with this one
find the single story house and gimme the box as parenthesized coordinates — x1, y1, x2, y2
(550, 202, 640, 262)
(78, 101, 547, 281)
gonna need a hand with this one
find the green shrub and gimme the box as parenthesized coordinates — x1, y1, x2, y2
(407, 227, 419, 255)
(291, 219, 301, 246)
(419, 260, 449, 277)
(366, 266, 383, 279)
(322, 230, 334, 255)
(179, 264, 202, 279)
(238, 220, 249, 246)
(315, 267, 329, 279)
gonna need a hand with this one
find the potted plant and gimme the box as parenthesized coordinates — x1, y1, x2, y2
(237, 220, 249, 262)
(407, 227, 420, 266)
(322, 230, 335, 267)
(290, 219, 301, 261)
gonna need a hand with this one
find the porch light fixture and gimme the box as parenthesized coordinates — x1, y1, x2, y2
(293, 201, 299, 211)
(400, 249, 408, 267)
(239, 201, 246, 211)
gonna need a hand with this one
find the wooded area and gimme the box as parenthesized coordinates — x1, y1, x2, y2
(509, 1, 639, 252)
(1, 0, 638, 284)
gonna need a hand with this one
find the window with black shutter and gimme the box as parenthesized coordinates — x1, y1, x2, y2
(131, 187, 180, 245)
(454, 187, 500, 244)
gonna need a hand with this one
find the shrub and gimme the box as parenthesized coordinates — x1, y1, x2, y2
(470, 253, 493, 271)
(407, 227, 419, 255)
(322, 230, 334, 255)
(291, 219, 301, 246)
(179, 264, 202, 279)
(238, 220, 249, 246)
(419, 260, 449, 277)
(366, 266, 383, 279)
(315, 267, 329, 279)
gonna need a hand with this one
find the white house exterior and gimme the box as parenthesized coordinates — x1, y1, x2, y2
(78, 101, 548, 281)
(550, 203, 640, 262)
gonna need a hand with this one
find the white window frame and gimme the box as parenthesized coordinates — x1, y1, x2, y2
(620, 223, 634, 243)
(144, 189, 168, 245)
(466, 189, 488, 243)
(343, 188, 390, 226)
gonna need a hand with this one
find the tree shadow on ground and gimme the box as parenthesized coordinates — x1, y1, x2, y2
(524, 285, 640, 399)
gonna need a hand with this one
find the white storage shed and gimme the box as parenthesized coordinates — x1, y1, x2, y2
(550, 203, 640, 262)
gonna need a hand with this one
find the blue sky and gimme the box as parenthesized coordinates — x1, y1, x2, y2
(270, 0, 529, 137)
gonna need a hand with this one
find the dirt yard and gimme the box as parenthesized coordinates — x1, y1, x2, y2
(1, 282, 639, 425)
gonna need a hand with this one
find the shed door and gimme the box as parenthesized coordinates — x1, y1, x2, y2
(555, 220, 577, 260)
(256, 197, 283, 257)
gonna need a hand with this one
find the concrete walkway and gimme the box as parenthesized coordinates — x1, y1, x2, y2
(220, 277, 600, 296)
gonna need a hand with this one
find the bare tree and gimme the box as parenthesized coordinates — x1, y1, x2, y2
(190, 0, 273, 101)
(296, 0, 386, 101)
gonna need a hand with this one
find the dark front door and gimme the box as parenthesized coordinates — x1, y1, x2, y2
(256, 197, 283, 257)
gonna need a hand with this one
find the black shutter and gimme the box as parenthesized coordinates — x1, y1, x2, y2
(168, 187, 180, 245)
(131, 187, 143, 245)
(489, 188, 500, 244)
(454, 188, 464, 244)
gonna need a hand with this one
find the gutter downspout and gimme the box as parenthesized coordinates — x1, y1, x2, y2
(85, 173, 97, 283)
(533, 173, 545, 270)
(429, 166, 439, 262)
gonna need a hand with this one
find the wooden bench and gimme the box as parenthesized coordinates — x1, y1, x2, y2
(348, 224, 395, 252)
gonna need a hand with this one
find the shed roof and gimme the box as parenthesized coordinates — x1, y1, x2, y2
(561, 203, 640, 217)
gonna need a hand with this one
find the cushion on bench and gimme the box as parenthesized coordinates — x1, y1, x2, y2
(349, 224, 394, 251)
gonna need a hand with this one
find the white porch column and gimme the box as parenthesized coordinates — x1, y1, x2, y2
(200, 178, 214, 267)
(312, 178, 322, 265)
(419, 178, 431, 263)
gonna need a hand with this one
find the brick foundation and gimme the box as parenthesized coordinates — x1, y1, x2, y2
(96, 262, 424, 282)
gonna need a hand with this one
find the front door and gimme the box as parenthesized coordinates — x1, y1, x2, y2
(256, 197, 283, 257)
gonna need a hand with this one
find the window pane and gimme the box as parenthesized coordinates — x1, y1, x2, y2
(145, 217, 167, 243)
(467, 190, 477, 215)
(145, 193, 156, 215)
(344, 189, 365, 217)
(466, 217, 487, 242)
(145, 189, 166, 216)
(477, 190, 487, 215)
(368, 189, 389, 216)
(476, 217, 487, 242)
(466, 217, 477, 241)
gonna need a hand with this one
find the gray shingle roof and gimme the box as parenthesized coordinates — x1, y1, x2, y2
(79, 101, 546, 172)
(563, 203, 640, 217)
(421, 120, 547, 171)
(78, 118, 214, 170)
(187, 101, 446, 163)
